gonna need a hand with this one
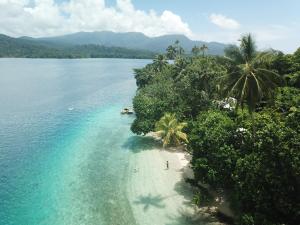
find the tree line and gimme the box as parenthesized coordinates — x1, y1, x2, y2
(131, 34, 300, 225)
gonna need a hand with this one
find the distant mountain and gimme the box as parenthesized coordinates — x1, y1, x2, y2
(0, 31, 228, 58)
(0, 34, 156, 59)
(27, 31, 227, 55)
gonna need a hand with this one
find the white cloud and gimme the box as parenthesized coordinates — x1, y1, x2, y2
(0, 0, 193, 37)
(209, 13, 240, 30)
(251, 24, 300, 53)
(194, 23, 299, 53)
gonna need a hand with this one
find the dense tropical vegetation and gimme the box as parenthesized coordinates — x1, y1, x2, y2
(131, 34, 300, 225)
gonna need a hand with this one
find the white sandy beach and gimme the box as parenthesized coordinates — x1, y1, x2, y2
(126, 147, 225, 225)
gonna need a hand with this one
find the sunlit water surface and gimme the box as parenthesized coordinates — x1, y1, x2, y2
(0, 58, 151, 225)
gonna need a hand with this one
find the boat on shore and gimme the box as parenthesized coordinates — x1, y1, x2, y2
(121, 107, 134, 114)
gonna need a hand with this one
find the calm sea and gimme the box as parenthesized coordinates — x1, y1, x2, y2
(0, 58, 150, 225)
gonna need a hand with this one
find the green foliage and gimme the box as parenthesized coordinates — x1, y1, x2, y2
(223, 34, 283, 113)
(166, 40, 185, 59)
(270, 51, 292, 76)
(134, 64, 156, 89)
(153, 54, 168, 72)
(233, 112, 300, 224)
(286, 71, 300, 88)
(238, 214, 255, 225)
(173, 57, 226, 117)
(131, 33, 300, 225)
(189, 110, 237, 187)
(200, 44, 209, 56)
(166, 45, 177, 60)
(274, 87, 300, 113)
(191, 45, 201, 56)
(155, 113, 188, 147)
(270, 47, 300, 88)
(131, 74, 179, 135)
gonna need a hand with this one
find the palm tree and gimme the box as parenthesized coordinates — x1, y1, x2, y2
(166, 45, 177, 60)
(174, 40, 185, 57)
(192, 45, 200, 56)
(200, 44, 208, 56)
(223, 34, 282, 134)
(153, 54, 168, 72)
(155, 113, 188, 148)
(223, 34, 282, 113)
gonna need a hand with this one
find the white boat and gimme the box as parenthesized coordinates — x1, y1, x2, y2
(121, 107, 134, 114)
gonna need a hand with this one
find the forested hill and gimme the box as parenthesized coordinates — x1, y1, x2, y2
(0, 32, 228, 58)
(0, 34, 156, 59)
(32, 31, 227, 55)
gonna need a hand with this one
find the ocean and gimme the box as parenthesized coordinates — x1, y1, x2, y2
(0, 58, 150, 225)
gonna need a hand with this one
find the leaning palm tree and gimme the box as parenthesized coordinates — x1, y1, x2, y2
(155, 113, 188, 148)
(223, 34, 282, 134)
(153, 54, 168, 72)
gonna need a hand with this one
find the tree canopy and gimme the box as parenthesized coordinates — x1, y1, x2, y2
(131, 34, 300, 225)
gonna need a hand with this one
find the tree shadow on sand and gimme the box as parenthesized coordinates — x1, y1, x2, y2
(172, 177, 229, 224)
(173, 177, 195, 208)
(133, 194, 166, 211)
(122, 135, 161, 153)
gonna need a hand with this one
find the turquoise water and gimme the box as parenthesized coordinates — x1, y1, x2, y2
(0, 58, 150, 225)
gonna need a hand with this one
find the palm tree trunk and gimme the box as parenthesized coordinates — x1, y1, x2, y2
(250, 111, 256, 141)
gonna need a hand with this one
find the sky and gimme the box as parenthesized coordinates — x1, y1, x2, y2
(0, 0, 299, 53)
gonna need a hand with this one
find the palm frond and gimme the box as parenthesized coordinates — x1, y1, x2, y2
(240, 33, 256, 62)
(176, 131, 188, 143)
(155, 113, 188, 148)
(224, 45, 244, 64)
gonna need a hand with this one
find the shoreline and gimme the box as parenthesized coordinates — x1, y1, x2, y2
(126, 134, 227, 225)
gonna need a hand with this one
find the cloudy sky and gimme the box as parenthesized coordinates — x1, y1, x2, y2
(1, 0, 299, 53)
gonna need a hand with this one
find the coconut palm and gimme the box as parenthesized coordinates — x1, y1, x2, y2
(153, 54, 168, 72)
(200, 44, 208, 56)
(173, 40, 185, 57)
(223, 34, 282, 114)
(155, 113, 188, 148)
(192, 45, 200, 56)
(177, 46, 185, 56)
(166, 45, 177, 60)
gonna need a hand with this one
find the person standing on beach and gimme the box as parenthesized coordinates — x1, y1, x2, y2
(166, 161, 169, 169)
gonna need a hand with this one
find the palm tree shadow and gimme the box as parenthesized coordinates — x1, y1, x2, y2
(133, 194, 166, 211)
(122, 135, 161, 153)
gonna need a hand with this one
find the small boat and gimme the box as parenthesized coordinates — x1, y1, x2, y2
(121, 107, 134, 114)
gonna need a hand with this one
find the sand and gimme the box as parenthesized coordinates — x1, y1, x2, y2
(126, 147, 224, 225)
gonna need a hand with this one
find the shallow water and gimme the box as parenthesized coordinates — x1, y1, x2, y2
(0, 58, 201, 225)
(0, 58, 150, 225)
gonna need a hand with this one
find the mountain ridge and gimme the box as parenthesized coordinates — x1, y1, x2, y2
(0, 31, 228, 58)
(21, 31, 227, 55)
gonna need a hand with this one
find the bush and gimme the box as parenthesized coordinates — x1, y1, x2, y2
(189, 110, 238, 187)
(233, 112, 300, 224)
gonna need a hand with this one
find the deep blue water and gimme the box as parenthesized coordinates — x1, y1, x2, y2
(0, 58, 150, 225)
